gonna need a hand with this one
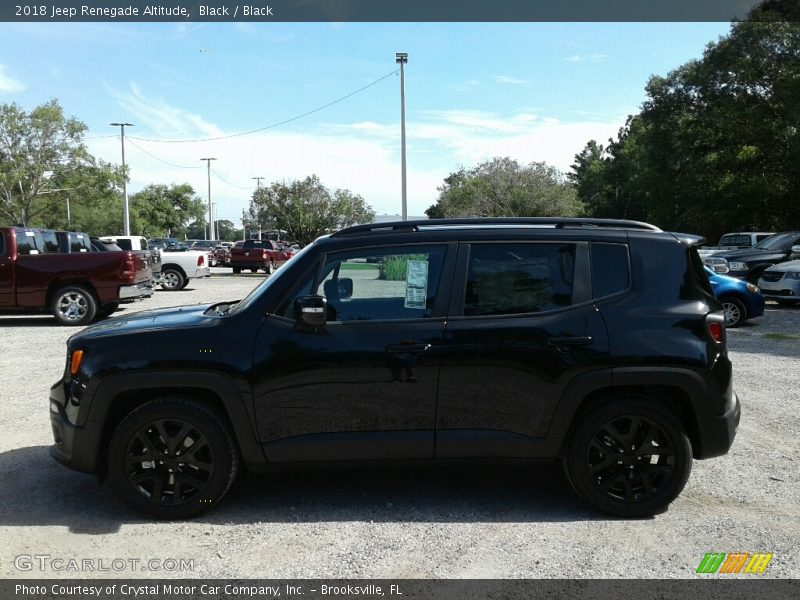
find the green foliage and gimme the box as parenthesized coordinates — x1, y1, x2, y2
(429, 157, 585, 218)
(128, 183, 206, 238)
(248, 175, 375, 245)
(379, 254, 426, 281)
(570, 13, 800, 241)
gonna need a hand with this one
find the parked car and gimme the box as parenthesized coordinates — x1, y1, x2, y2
(698, 231, 775, 259)
(158, 250, 212, 291)
(0, 226, 153, 325)
(49, 218, 740, 519)
(98, 235, 162, 287)
(213, 244, 232, 266)
(703, 231, 800, 282)
(229, 239, 292, 274)
(757, 259, 800, 304)
(705, 266, 764, 327)
(189, 240, 220, 266)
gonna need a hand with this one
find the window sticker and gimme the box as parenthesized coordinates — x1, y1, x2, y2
(25, 231, 34, 236)
(405, 259, 428, 309)
(29, 249, 39, 254)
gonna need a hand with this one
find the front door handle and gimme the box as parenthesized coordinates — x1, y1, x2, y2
(547, 336, 593, 347)
(386, 343, 431, 353)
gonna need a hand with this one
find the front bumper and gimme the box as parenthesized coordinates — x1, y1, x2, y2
(119, 280, 155, 301)
(758, 278, 800, 301)
(49, 378, 101, 474)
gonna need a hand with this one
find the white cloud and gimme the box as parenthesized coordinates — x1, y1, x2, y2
(565, 53, 609, 63)
(494, 75, 529, 85)
(0, 64, 25, 93)
(445, 79, 480, 93)
(86, 87, 628, 223)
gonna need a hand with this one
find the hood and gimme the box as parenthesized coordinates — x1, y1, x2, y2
(766, 259, 800, 273)
(710, 247, 786, 262)
(71, 304, 212, 341)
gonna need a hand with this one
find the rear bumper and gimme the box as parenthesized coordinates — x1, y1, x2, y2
(192, 267, 211, 279)
(695, 389, 741, 460)
(119, 280, 154, 301)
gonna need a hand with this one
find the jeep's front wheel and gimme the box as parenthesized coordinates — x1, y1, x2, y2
(108, 399, 238, 519)
(563, 398, 692, 518)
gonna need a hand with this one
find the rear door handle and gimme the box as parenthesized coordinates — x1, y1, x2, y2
(386, 343, 431, 353)
(547, 336, 593, 347)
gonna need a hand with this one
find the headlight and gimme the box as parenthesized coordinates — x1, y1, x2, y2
(746, 283, 759, 293)
(785, 271, 800, 280)
(704, 257, 729, 273)
(728, 261, 748, 271)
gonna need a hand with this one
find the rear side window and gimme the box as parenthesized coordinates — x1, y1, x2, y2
(14, 229, 45, 255)
(590, 243, 630, 299)
(464, 243, 576, 316)
(115, 239, 132, 251)
(69, 233, 90, 252)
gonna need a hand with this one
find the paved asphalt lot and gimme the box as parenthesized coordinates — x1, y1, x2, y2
(0, 269, 798, 579)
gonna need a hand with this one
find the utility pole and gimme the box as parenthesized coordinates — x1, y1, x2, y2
(111, 122, 134, 234)
(66, 196, 71, 226)
(396, 52, 408, 221)
(201, 158, 217, 240)
(242, 210, 247, 240)
(252, 176, 264, 189)
(213, 203, 219, 240)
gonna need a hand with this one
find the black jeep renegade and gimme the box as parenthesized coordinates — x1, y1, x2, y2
(50, 218, 740, 519)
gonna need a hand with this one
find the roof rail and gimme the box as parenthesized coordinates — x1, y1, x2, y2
(331, 217, 661, 237)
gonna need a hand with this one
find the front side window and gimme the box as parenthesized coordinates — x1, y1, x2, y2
(464, 243, 576, 316)
(312, 245, 447, 322)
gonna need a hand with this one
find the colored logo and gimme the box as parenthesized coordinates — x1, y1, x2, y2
(696, 552, 773, 574)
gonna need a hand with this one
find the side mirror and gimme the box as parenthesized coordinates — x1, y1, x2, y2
(294, 295, 327, 327)
(338, 277, 353, 299)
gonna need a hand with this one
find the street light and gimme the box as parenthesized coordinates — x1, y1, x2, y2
(396, 52, 408, 221)
(201, 158, 217, 240)
(110, 122, 134, 235)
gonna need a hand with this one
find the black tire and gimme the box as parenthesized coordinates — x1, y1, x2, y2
(720, 296, 747, 328)
(107, 398, 239, 519)
(179, 278, 190, 290)
(232, 267, 241, 274)
(266, 261, 274, 276)
(160, 268, 185, 291)
(249, 268, 258, 274)
(563, 397, 692, 518)
(51, 285, 98, 326)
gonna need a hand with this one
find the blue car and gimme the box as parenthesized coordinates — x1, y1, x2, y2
(705, 266, 765, 327)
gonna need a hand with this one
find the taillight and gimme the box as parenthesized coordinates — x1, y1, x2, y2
(197, 255, 204, 266)
(120, 255, 135, 283)
(706, 314, 725, 344)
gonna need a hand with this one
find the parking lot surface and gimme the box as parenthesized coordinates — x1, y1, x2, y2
(1, 270, 798, 578)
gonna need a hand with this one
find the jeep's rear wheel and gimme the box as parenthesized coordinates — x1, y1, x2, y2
(563, 398, 691, 518)
(108, 399, 238, 519)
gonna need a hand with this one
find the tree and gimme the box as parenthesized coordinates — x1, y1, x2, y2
(570, 7, 800, 240)
(248, 175, 374, 245)
(128, 183, 206, 238)
(0, 99, 97, 226)
(428, 157, 585, 218)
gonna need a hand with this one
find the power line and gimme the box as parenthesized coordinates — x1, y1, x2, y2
(129, 69, 399, 144)
(211, 167, 251, 191)
(126, 138, 200, 169)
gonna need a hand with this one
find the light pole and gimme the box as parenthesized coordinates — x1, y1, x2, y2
(111, 122, 134, 234)
(242, 210, 248, 240)
(201, 158, 217, 240)
(212, 203, 219, 240)
(66, 196, 71, 225)
(396, 52, 408, 221)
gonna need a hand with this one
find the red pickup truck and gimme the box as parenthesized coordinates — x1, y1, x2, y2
(0, 227, 153, 325)
(229, 239, 292, 274)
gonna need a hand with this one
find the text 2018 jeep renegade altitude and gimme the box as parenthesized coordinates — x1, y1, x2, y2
(49, 218, 740, 519)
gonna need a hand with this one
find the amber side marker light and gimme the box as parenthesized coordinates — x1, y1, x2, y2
(70, 350, 84, 375)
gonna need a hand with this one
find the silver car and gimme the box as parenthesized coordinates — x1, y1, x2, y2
(758, 259, 800, 304)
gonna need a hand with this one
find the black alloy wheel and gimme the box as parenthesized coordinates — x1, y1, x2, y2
(563, 398, 692, 518)
(108, 399, 238, 519)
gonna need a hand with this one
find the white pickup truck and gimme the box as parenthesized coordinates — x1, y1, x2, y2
(157, 249, 212, 290)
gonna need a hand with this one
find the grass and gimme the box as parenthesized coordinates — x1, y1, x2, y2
(341, 263, 379, 271)
(763, 333, 800, 340)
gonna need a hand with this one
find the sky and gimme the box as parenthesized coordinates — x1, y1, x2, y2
(0, 21, 732, 225)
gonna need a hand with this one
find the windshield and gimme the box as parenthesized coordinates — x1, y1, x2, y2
(755, 232, 798, 250)
(229, 242, 316, 315)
